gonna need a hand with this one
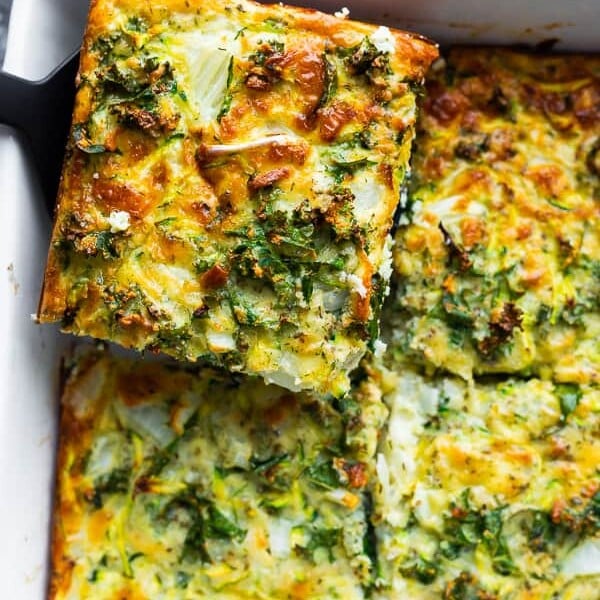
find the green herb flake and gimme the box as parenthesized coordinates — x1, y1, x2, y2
(175, 571, 192, 589)
(305, 458, 342, 490)
(204, 505, 246, 541)
(301, 527, 341, 563)
(399, 554, 438, 584)
(556, 383, 582, 421)
(217, 56, 235, 122)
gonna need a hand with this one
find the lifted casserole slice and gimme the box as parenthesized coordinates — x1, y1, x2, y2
(49, 350, 383, 599)
(373, 365, 600, 599)
(387, 49, 600, 383)
(37, 0, 437, 397)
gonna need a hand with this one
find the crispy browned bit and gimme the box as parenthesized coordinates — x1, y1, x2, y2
(134, 476, 152, 495)
(318, 101, 356, 141)
(526, 163, 567, 198)
(248, 167, 291, 190)
(460, 217, 486, 249)
(245, 43, 286, 91)
(549, 489, 600, 533)
(201, 264, 229, 289)
(478, 302, 523, 356)
(425, 81, 469, 125)
(548, 435, 571, 460)
(454, 133, 489, 161)
(488, 127, 516, 161)
(450, 506, 468, 520)
(192, 304, 209, 318)
(457, 75, 493, 107)
(112, 103, 179, 136)
(190, 201, 213, 222)
(294, 49, 326, 118)
(378, 163, 394, 189)
(321, 188, 361, 242)
(558, 236, 580, 267)
(551, 499, 569, 524)
(92, 179, 150, 218)
(444, 571, 498, 600)
(438, 222, 472, 271)
(194, 144, 210, 167)
(116, 312, 153, 329)
(263, 52, 287, 72)
(587, 139, 600, 175)
(263, 394, 296, 427)
(268, 141, 308, 165)
(218, 191, 235, 215)
(245, 74, 272, 91)
(573, 83, 600, 128)
(342, 461, 368, 489)
(582, 482, 600, 498)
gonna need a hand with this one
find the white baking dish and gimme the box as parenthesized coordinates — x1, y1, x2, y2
(0, 1, 597, 597)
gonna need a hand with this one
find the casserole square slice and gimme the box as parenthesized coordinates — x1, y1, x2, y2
(49, 349, 384, 599)
(387, 48, 600, 383)
(373, 365, 600, 598)
(38, 0, 437, 396)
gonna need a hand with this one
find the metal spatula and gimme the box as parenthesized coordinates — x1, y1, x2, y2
(0, 51, 79, 215)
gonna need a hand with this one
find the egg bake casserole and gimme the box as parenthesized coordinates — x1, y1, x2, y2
(43, 9, 600, 600)
(37, 0, 437, 398)
(386, 48, 600, 384)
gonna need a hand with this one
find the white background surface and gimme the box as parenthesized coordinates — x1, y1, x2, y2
(0, 0, 598, 598)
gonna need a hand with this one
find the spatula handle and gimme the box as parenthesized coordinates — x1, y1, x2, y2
(0, 70, 35, 130)
(0, 53, 79, 213)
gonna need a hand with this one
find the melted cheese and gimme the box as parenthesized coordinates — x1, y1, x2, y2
(38, 0, 437, 397)
(374, 364, 600, 598)
(50, 350, 380, 599)
(387, 48, 600, 384)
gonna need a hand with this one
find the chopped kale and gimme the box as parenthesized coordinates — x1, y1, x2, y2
(399, 553, 439, 584)
(88, 466, 132, 509)
(362, 492, 379, 583)
(250, 453, 290, 474)
(182, 511, 211, 564)
(297, 527, 341, 563)
(94, 231, 120, 259)
(250, 453, 293, 490)
(167, 487, 246, 564)
(441, 489, 516, 576)
(301, 276, 314, 303)
(525, 510, 556, 553)
(305, 458, 343, 490)
(318, 54, 338, 108)
(204, 505, 246, 541)
(556, 383, 582, 421)
(72, 123, 107, 154)
(341, 36, 390, 82)
(125, 16, 148, 33)
(217, 56, 235, 122)
(139, 411, 198, 479)
(443, 571, 498, 600)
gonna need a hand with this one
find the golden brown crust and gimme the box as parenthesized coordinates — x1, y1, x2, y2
(38, 0, 437, 396)
(388, 47, 600, 382)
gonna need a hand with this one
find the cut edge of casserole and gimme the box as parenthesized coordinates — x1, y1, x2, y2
(49, 347, 387, 599)
(386, 47, 600, 384)
(371, 361, 600, 599)
(38, 0, 438, 397)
